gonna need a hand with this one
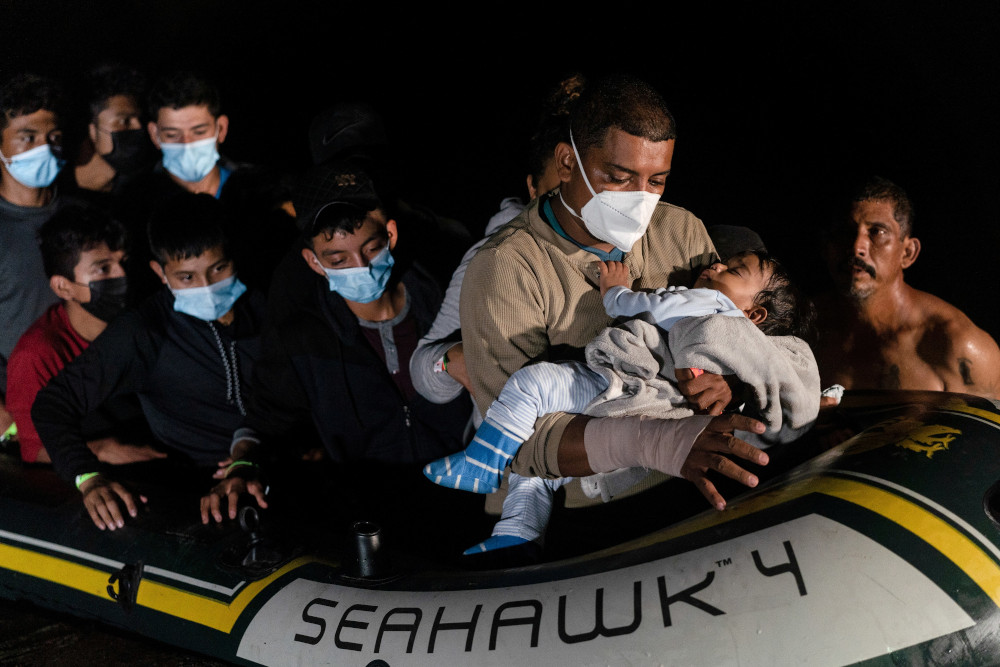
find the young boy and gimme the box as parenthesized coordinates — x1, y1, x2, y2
(6, 204, 158, 465)
(32, 193, 265, 531)
(426, 250, 820, 552)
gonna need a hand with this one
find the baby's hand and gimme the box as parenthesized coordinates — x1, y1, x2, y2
(599, 261, 630, 296)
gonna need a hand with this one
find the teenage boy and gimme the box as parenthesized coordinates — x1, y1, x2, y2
(200, 167, 473, 529)
(67, 63, 156, 196)
(125, 70, 293, 295)
(0, 73, 66, 436)
(7, 204, 159, 465)
(33, 193, 265, 531)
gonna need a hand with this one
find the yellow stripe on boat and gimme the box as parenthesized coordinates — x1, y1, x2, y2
(0, 544, 319, 632)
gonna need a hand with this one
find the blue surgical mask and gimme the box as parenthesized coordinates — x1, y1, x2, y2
(0, 143, 64, 188)
(319, 246, 394, 303)
(170, 274, 246, 321)
(159, 134, 220, 182)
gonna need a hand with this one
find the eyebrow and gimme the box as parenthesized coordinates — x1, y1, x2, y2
(606, 161, 671, 177)
(160, 122, 213, 132)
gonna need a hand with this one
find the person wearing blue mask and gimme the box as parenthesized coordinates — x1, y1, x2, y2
(145, 71, 230, 198)
(117, 71, 294, 302)
(199, 166, 476, 542)
(33, 193, 266, 531)
(0, 73, 67, 444)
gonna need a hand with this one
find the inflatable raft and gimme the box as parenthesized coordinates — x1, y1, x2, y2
(2, 390, 1000, 665)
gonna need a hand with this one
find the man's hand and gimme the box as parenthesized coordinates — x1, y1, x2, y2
(675, 368, 734, 415)
(200, 475, 268, 524)
(680, 414, 768, 510)
(599, 261, 630, 297)
(88, 437, 168, 465)
(444, 343, 472, 393)
(79, 475, 147, 531)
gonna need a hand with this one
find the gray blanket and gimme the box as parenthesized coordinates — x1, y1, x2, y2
(578, 314, 820, 501)
(583, 315, 820, 437)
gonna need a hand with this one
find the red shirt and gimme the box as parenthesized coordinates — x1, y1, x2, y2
(6, 303, 88, 462)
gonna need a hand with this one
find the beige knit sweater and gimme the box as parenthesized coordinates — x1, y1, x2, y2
(461, 193, 717, 492)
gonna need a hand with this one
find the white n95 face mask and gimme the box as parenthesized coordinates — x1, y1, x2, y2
(559, 130, 661, 252)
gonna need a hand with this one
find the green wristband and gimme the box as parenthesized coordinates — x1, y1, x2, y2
(0, 422, 17, 442)
(225, 460, 258, 478)
(75, 472, 101, 491)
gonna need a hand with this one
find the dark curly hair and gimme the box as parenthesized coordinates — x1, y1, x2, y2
(740, 250, 816, 342)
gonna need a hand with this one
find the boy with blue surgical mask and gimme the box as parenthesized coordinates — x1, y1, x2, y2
(199, 167, 475, 537)
(0, 73, 67, 442)
(118, 71, 294, 303)
(33, 193, 266, 532)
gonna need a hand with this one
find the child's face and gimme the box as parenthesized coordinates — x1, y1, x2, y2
(153, 245, 233, 290)
(693, 253, 770, 311)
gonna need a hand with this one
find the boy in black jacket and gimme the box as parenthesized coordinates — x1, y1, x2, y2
(33, 193, 265, 531)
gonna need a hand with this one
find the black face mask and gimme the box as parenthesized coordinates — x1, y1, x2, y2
(80, 276, 129, 323)
(102, 129, 157, 178)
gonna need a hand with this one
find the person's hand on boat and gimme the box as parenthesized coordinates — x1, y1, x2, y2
(78, 474, 147, 531)
(680, 414, 768, 511)
(87, 437, 167, 465)
(675, 368, 736, 415)
(200, 470, 268, 524)
(213, 437, 255, 479)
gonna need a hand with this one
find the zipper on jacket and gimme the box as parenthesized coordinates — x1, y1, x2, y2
(403, 405, 411, 428)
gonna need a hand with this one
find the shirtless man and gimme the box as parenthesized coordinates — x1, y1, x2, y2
(815, 176, 1000, 399)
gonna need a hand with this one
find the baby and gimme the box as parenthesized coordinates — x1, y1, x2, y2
(425, 250, 819, 553)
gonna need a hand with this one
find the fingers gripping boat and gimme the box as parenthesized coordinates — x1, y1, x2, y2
(2, 390, 1000, 665)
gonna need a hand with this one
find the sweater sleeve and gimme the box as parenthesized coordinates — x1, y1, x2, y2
(32, 311, 154, 482)
(461, 242, 578, 477)
(410, 237, 489, 404)
(5, 341, 55, 463)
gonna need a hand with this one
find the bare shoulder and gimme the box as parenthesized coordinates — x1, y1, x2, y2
(914, 288, 1000, 396)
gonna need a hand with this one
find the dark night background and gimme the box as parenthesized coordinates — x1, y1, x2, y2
(2, 1, 998, 338)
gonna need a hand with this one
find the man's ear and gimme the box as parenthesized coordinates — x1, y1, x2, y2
(901, 235, 921, 269)
(553, 141, 576, 184)
(745, 305, 768, 326)
(526, 174, 538, 200)
(50, 275, 75, 301)
(147, 121, 161, 150)
(88, 122, 98, 146)
(149, 260, 168, 285)
(301, 248, 327, 277)
(215, 115, 229, 144)
(386, 219, 398, 251)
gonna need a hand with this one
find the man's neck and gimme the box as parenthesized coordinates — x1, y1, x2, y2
(74, 154, 116, 193)
(171, 164, 221, 197)
(0, 175, 52, 208)
(64, 301, 107, 343)
(550, 192, 615, 253)
(848, 279, 916, 334)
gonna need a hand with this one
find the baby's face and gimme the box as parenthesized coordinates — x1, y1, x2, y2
(693, 253, 770, 311)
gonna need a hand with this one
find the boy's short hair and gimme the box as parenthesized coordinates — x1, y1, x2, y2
(148, 193, 229, 265)
(85, 63, 146, 124)
(0, 73, 64, 132)
(39, 205, 127, 280)
(742, 250, 816, 341)
(302, 200, 385, 249)
(146, 71, 221, 119)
